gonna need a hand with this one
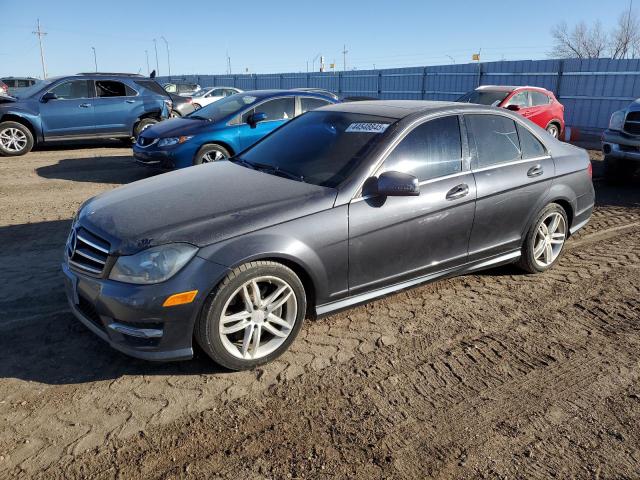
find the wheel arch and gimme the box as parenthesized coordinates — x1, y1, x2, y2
(0, 113, 39, 143)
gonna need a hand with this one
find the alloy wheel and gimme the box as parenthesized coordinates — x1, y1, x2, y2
(218, 276, 297, 360)
(0, 128, 28, 153)
(533, 211, 566, 268)
(202, 150, 227, 163)
(547, 124, 559, 138)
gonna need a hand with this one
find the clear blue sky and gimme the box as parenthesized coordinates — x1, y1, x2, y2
(0, 0, 633, 78)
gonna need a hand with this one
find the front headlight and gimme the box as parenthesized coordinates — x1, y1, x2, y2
(109, 243, 198, 284)
(609, 110, 626, 131)
(157, 136, 193, 147)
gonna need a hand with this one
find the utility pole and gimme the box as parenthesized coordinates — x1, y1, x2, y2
(91, 47, 97, 72)
(145, 50, 150, 75)
(226, 51, 231, 75)
(160, 36, 171, 78)
(33, 19, 47, 79)
(312, 53, 320, 72)
(446, 55, 455, 64)
(342, 44, 348, 72)
(153, 38, 160, 75)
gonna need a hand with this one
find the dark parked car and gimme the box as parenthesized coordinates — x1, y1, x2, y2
(0, 73, 171, 156)
(602, 100, 640, 182)
(63, 100, 594, 370)
(1, 76, 40, 95)
(163, 82, 201, 97)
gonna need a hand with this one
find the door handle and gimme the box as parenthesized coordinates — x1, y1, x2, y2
(125, 99, 136, 103)
(446, 183, 469, 200)
(527, 165, 544, 177)
(79, 103, 91, 108)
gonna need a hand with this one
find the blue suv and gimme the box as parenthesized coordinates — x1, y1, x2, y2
(0, 73, 171, 156)
(133, 89, 338, 169)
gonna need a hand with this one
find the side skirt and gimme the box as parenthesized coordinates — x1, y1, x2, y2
(315, 250, 521, 317)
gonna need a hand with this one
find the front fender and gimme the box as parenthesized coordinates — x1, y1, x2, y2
(0, 107, 43, 142)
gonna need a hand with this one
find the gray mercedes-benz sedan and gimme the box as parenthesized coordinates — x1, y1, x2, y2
(62, 100, 594, 370)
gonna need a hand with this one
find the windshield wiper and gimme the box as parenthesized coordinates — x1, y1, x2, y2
(235, 159, 306, 183)
(187, 115, 210, 121)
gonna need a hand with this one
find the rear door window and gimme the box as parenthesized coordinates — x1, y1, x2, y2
(96, 80, 132, 97)
(136, 80, 169, 97)
(300, 97, 332, 114)
(531, 91, 551, 106)
(517, 124, 547, 159)
(384, 115, 463, 181)
(466, 114, 521, 168)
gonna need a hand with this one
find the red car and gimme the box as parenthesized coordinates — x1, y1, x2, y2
(457, 85, 565, 139)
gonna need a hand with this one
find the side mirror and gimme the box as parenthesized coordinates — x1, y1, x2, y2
(247, 112, 268, 128)
(506, 104, 520, 111)
(41, 92, 58, 102)
(376, 171, 420, 197)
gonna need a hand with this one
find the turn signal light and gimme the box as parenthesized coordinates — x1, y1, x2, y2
(163, 290, 198, 307)
(587, 163, 593, 178)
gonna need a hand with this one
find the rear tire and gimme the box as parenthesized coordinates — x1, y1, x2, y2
(195, 261, 306, 371)
(546, 123, 560, 139)
(193, 144, 230, 165)
(133, 118, 158, 139)
(517, 203, 568, 274)
(0, 121, 34, 156)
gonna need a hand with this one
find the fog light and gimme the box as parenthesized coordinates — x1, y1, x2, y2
(163, 290, 198, 307)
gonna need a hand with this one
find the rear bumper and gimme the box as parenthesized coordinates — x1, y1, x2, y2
(62, 257, 229, 362)
(602, 130, 640, 163)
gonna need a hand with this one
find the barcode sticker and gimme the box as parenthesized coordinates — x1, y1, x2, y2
(345, 123, 390, 133)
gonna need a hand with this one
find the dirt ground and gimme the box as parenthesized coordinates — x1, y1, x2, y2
(0, 143, 639, 479)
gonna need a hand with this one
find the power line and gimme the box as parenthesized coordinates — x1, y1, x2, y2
(32, 19, 47, 79)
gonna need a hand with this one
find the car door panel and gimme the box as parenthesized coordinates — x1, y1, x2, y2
(348, 173, 476, 293)
(39, 80, 95, 138)
(348, 115, 475, 293)
(465, 114, 555, 260)
(93, 80, 138, 135)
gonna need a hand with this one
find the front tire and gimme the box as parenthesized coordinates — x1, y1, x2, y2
(133, 118, 158, 139)
(0, 121, 34, 156)
(517, 203, 568, 274)
(193, 144, 230, 165)
(170, 110, 181, 118)
(195, 261, 307, 371)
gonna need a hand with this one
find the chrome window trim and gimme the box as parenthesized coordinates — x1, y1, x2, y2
(471, 155, 551, 173)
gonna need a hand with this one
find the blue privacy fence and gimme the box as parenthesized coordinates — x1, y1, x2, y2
(159, 58, 640, 134)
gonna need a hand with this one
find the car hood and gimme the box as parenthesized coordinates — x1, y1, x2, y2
(78, 161, 337, 255)
(0, 95, 17, 104)
(627, 99, 640, 112)
(140, 117, 214, 138)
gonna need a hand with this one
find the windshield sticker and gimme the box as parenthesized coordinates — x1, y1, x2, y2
(345, 123, 389, 134)
(242, 96, 257, 104)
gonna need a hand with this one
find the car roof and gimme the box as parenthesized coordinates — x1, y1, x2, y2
(476, 85, 551, 93)
(317, 100, 471, 119)
(236, 89, 337, 100)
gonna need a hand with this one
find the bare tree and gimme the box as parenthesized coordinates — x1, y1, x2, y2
(610, 8, 640, 58)
(550, 21, 608, 59)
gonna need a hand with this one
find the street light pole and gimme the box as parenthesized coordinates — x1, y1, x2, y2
(153, 38, 160, 75)
(160, 36, 171, 78)
(145, 50, 150, 75)
(91, 47, 98, 72)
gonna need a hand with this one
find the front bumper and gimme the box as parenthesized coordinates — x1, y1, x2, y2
(62, 256, 229, 361)
(133, 142, 199, 170)
(602, 129, 640, 163)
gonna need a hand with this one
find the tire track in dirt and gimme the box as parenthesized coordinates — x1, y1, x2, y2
(31, 213, 640, 479)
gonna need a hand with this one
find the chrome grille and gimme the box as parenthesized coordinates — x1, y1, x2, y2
(66, 226, 110, 276)
(624, 111, 640, 135)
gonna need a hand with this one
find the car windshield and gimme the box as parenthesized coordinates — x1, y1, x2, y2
(234, 111, 395, 188)
(457, 90, 509, 106)
(11, 79, 51, 99)
(187, 93, 259, 121)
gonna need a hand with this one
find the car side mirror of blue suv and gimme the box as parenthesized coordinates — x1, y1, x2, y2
(41, 92, 58, 103)
(247, 112, 268, 129)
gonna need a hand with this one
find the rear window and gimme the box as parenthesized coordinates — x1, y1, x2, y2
(301, 97, 332, 113)
(135, 80, 170, 97)
(457, 90, 509, 106)
(531, 91, 551, 106)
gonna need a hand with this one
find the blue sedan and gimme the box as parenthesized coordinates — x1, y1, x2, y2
(133, 89, 338, 169)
